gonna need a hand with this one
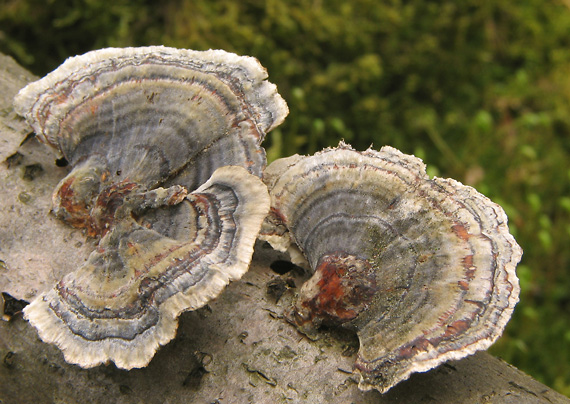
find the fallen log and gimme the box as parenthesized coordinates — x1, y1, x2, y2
(0, 52, 568, 404)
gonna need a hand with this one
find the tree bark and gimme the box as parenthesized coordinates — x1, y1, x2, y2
(1, 53, 568, 404)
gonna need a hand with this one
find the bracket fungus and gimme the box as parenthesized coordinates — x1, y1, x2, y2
(13, 46, 287, 369)
(11, 45, 522, 393)
(14, 46, 287, 235)
(261, 142, 522, 393)
(24, 166, 269, 369)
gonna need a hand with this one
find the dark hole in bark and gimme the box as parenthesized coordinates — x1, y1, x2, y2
(5, 152, 23, 168)
(267, 278, 288, 303)
(19, 131, 35, 146)
(183, 366, 207, 390)
(270, 260, 297, 275)
(55, 157, 69, 167)
(1, 292, 29, 318)
(22, 163, 44, 181)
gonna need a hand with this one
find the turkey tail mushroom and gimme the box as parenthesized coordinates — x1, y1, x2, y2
(15, 47, 286, 369)
(24, 166, 270, 369)
(14, 46, 288, 235)
(261, 142, 522, 393)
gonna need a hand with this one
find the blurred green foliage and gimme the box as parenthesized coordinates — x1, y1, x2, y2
(1, 0, 570, 396)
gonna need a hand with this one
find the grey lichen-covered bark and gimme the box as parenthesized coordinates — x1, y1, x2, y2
(1, 53, 569, 404)
(0, 54, 95, 304)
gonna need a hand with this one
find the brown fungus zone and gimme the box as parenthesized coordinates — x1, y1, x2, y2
(260, 142, 522, 393)
(14, 47, 288, 369)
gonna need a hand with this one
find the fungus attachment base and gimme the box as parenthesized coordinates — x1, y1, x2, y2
(287, 252, 376, 340)
(261, 142, 522, 393)
(24, 166, 269, 369)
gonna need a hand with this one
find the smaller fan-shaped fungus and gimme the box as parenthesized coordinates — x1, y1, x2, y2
(261, 142, 522, 393)
(24, 166, 269, 369)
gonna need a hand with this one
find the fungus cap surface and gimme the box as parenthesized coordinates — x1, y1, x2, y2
(14, 46, 288, 234)
(261, 142, 522, 393)
(24, 166, 270, 369)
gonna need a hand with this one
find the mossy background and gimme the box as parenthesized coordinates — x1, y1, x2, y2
(1, 0, 569, 397)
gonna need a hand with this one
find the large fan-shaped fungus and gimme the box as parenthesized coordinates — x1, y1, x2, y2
(261, 142, 522, 393)
(14, 47, 286, 368)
